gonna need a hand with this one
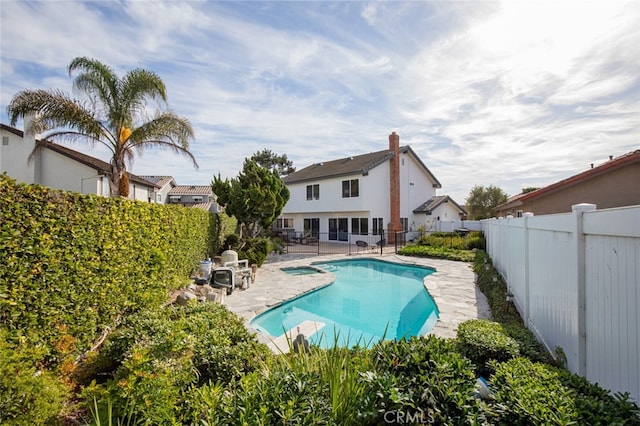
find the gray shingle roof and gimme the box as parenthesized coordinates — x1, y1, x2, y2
(283, 145, 441, 188)
(413, 195, 466, 214)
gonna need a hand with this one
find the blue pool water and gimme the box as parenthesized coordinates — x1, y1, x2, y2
(250, 259, 439, 348)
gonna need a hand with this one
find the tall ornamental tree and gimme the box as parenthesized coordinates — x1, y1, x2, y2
(7, 57, 198, 197)
(465, 185, 509, 220)
(250, 148, 296, 177)
(212, 159, 290, 239)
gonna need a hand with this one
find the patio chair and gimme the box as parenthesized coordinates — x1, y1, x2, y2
(355, 240, 369, 253)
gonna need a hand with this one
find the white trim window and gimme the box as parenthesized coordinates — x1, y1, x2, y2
(306, 184, 319, 200)
(342, 179, 359, 198)
(276, 218, 294, 229)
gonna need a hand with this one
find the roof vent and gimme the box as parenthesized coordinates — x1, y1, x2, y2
(609, 155, 613, 160)
(590, 163, 594, 169)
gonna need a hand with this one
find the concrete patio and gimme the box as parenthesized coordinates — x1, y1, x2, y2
(224, 251, 492, 350)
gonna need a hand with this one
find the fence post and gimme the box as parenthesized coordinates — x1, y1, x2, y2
(523, 212, 534, 328)
(572, 203, 596, 376)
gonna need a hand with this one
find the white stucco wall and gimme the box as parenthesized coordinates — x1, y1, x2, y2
(39, 149, 102, 193)
(1, 126, 36, 184)
(399, 151, 438, 230)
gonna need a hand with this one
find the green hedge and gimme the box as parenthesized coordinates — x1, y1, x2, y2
(0, 175, 214, 367)
(490, 358, 640, 425)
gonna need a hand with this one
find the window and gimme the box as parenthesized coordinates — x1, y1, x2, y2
(306, 184, 319, 200)
(351, 218, 368, 235)
(342, 179, 359, 198)
(373, 217, 384, 235)
(2, 136, 8, 146)
(193, 196, 204, 203)
(169, 195, 182, 204)
(276, 218, 294, 229)
(401, 217, 408, 231)
(329, 218, 349, 241)
(304, 218, 319, 238)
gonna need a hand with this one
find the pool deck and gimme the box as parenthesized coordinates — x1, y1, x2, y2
(224, 252, 492, 349)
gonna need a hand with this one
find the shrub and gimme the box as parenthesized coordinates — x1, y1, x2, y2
(489, 357, 580, 424)
(367, 336, 482, 424)
(239, 237, 272, 267)
(456, 319, 520, 376)
(397, 245, 476, 262)
(0, 331, 69, 426)
(82, 303, 272, 424)
(472, 251, 522, 325)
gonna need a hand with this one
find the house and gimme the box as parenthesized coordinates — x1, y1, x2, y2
(167, 184, 221, 212)
(140, 175, 177, 203)
(278, 132, 442, 243)
(1, 122, 158, 201)
(494, 150, 640, 217)
(413, 195, 467, 232)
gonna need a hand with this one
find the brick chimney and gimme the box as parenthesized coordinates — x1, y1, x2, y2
(387, 132, 402, 244)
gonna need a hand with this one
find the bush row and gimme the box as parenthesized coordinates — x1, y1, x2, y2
(0, 175, 219, 366)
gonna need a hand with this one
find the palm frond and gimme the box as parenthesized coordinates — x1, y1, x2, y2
(8, 89, 104, 137)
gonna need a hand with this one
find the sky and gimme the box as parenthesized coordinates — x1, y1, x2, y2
(1, 0, 639, 203)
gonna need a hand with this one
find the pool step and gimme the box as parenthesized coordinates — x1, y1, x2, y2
(265, 320, 325, 354)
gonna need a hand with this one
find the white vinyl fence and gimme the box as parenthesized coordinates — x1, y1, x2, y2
(483, 204, 640, 403)
(434, 220, 482, 233)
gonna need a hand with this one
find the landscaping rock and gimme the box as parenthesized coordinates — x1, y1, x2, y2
(176, 291, 197, 306)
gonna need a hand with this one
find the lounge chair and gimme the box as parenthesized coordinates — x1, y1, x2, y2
(355, 240, 369, 252)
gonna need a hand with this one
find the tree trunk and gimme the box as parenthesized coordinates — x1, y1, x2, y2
(109, 158, 129, 197)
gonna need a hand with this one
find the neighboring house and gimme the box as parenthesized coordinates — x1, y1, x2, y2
(1, 122, 158, 201)
(140, 175, 177, 204)
(166, 184, 221, 212)
(278, 132, 442, 243)
(413, 195, 467, 232)
(494, 150, 640, 217)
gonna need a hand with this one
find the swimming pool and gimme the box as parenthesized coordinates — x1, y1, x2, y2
(250, 258, 438, 348)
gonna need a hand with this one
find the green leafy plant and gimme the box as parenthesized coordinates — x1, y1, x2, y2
(456, 319, 520, 376)
(0, 330, 69, 426)
(397, 245, 476, 262)
(367, 336, 482, 424)
(81, 303, 272, 424)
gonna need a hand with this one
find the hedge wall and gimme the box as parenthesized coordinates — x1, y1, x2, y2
(0, 175, 216, 367)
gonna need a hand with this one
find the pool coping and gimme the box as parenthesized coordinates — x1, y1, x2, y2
(223, 252, 491, 347)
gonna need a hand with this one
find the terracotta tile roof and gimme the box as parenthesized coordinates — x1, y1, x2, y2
(189, 202, 213, 211)
(168, 185, 212, 196)
(283, 145, 441, 188)
(140, 175, 175, 188)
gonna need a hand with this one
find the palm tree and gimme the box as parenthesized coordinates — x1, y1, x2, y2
(7, 57, 198, 197)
